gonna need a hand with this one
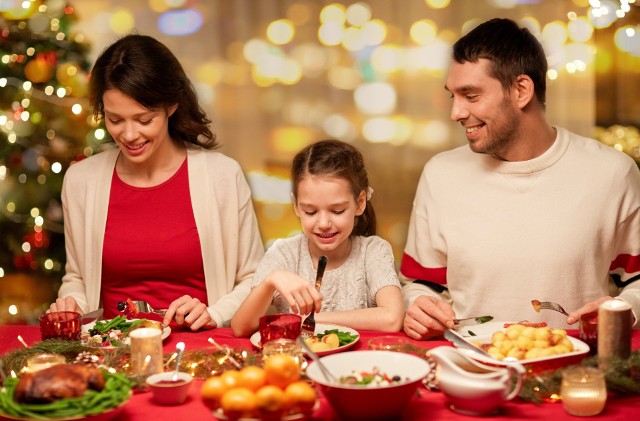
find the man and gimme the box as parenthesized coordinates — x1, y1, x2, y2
(400, 18, 640, 340)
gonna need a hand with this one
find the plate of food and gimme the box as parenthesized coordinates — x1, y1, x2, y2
(250, 323, 360, 356)
(81, 315, 170, 348)
(453, 321, 589, 372)
(0, 365, 132, 421)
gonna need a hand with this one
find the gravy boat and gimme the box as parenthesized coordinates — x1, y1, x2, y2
(429, 346, 525, 415)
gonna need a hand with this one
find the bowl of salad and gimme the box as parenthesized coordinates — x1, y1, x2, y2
(305, 350, 431, 420)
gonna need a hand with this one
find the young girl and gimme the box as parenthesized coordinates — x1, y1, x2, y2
(231, 140, 404, 337)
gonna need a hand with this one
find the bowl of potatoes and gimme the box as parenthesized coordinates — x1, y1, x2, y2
(454, 322, 589, 372)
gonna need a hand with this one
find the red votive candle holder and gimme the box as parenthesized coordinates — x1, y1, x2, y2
(259, 313, 302, 346)
(39, 311, 81, 341)
(579, 311, 598, 355)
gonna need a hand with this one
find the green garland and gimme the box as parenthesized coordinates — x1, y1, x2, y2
(519, 351, 640, 404)
(0, 340, 262, 383)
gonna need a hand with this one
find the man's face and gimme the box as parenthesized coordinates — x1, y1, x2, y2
(445, 59, 520, 160)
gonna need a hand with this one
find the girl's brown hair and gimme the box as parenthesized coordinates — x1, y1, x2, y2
(291, 139, 376, 237)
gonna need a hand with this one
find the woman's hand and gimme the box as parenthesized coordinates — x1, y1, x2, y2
(163, 295, 217, 331)
(48, 297, 83, 314)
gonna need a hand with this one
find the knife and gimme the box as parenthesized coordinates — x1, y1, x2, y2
(453, 315, 493, 326)
(444, 329, 493, 358)
(80, 308, 104, 325)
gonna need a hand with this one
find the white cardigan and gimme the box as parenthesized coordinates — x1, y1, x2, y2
(58, 145, 265, 327)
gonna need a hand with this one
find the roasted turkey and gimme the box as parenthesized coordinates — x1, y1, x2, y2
(14, 363, 105, 403)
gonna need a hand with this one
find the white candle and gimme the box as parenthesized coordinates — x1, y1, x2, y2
(130, 328, 163, 376)
(561, 367, 607, 416)
(597, 299, 632, 368)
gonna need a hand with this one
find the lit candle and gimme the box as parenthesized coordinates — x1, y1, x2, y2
(597, 299, 632, 368)
(561, 367, 607, 416)
(26, 353, 65, 373)
(130, 328, 163, 376)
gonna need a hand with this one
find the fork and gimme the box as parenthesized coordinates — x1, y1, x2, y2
(531, 299, 569, 316)
(117, 300, 167, 316)
(301, 256, 328, 338)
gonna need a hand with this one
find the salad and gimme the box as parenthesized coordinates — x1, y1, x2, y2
(338, 367, 406, 387)
(83, 315, 162, 347)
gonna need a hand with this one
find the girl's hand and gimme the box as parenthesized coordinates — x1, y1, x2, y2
(268, 270, 323, 316)
(163, 295, 217, 331)
(48, 296, 83, 314)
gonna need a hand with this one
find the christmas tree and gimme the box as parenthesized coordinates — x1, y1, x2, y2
(1, 0, 94, 284)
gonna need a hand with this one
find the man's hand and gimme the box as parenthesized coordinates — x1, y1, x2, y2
(48, 297, 83, 314)
(403, 295, 455, 340)
(163, 295, 217, 331)
(566, 296, 615, 325)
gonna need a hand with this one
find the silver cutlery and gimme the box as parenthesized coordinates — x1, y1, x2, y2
(80, 308, 104, 324)
(301, 256, 328, 338)
(453, 315, 494, 326)
(531, 299, 569, 316)
(117, 300, 167, 316)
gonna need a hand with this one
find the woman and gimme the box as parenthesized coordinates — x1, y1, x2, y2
(48, 34, 264, 330)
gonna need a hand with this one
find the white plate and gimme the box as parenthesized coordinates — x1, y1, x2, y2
(81, 319, 170, 347)
(452, 322, 590, 370)
(455, 320, 514, 337)
(250, 323, 360, 357)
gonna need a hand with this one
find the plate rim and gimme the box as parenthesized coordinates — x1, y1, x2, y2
(249, 322, 360, 356)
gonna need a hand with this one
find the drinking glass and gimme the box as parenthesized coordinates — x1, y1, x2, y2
(39, 311, 81, 340)
(259, 314, 302, 345)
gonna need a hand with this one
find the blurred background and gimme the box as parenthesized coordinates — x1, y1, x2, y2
(1, 0, 639, 324)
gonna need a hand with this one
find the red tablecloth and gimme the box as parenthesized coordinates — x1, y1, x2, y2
(1, 325, 639, 420)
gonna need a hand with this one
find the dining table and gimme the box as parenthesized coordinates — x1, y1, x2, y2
(0, 324, 638, 421)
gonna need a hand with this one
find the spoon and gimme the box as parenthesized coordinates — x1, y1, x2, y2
(298, 336, 336, 383)
(172, 342, 185, 381)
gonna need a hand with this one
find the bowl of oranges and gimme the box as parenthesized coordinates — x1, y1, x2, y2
(202, 354, 317, 420)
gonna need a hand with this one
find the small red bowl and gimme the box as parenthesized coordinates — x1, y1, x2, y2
(146, 372, 192, 405)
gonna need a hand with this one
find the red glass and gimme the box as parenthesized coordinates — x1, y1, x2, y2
(259, 313, 301, 345)
(39, 311, 81, 340)
(579, 311, 598, 355)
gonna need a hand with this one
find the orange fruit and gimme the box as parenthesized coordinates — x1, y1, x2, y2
(283, 380, 317, 412)
(237, 365, 266, 392)
(264, 354, 300, 389)
(201, 375, 229, 409)
(219, 370, 240, 389)
(220, 387, 257, 416)
(255, 384, 285, 413)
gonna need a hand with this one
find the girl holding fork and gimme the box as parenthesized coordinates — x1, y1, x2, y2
(231, 140, 404, 337)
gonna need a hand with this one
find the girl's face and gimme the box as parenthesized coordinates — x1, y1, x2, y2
(103, 89, 177, 166)
(293, 175, 366, 262)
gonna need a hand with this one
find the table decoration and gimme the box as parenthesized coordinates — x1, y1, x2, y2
(518, 351, 640, 404)
(26, 353, 65, 373)
(258, 314, 302, 346)
(560, 366, 607, 416)
(39, 311, 81, 341)
(578, 312, 598, 355)
(129, 328, 163, 377)
(598, 299, 633, 368)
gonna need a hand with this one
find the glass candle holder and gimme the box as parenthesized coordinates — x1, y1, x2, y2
(262, 338, 305, 368)
(561, 366, 607, 416)
(259, 314, 302, 345)
(130, 327, 163, 377)
(368, 335, 410, 352)
(39, 311, 81, 341)
(27, 353, 66, 372)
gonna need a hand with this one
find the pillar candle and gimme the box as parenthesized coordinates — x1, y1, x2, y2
(597, 299, 632, 368)
(130, 328, 163, 376)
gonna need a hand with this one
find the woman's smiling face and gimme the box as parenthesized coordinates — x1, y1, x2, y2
(293, 175, 365, 260)
(103, 89, 176, 164)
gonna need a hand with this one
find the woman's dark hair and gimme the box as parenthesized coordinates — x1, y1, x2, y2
(452, 18, 548, 108)
(291, 139, 376, 237)
(89, 34, 217, 149)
